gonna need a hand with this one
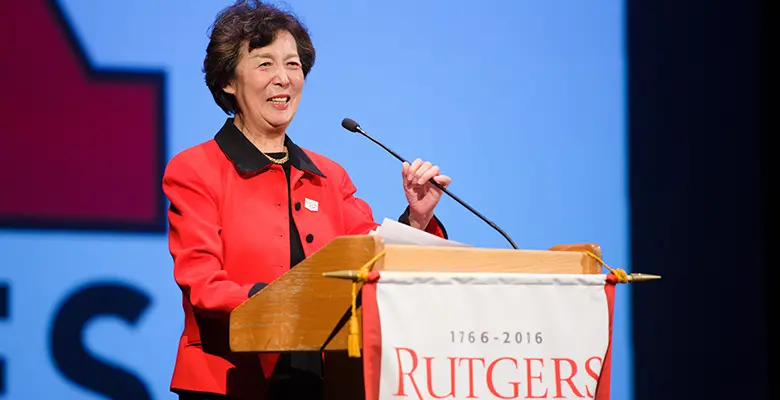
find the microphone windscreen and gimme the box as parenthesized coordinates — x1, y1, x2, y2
(341, 118, 359, 132)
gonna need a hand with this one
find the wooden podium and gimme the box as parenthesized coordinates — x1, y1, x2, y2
(228, 235, 604, 399)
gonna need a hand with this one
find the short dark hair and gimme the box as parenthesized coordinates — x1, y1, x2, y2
(203, 0, 316, 115)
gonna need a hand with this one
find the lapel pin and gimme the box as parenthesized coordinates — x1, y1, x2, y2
(305, 198, 319, 212)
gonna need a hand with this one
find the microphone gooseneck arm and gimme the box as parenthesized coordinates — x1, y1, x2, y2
(341, 118, 519, 249)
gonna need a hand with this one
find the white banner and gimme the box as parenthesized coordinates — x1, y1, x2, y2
(362, 272, 615, 400)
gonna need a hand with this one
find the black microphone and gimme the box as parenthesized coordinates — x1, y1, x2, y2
(341, 117, 519, 249)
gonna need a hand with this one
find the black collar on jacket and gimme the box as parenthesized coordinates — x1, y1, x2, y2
(214, 117, 325, 177)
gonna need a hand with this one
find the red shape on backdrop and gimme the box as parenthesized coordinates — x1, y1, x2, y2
(0, 0, 166, 232)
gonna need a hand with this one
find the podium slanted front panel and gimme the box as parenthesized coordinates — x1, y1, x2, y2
(229, 235, 384, 353)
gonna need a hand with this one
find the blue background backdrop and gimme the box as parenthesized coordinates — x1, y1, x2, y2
(0, 0, 630, 398)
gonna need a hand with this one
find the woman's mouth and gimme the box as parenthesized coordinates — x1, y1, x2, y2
(267, 95, 290, 106)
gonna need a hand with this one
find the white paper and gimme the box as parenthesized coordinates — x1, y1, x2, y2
(370, 218, 470, 247)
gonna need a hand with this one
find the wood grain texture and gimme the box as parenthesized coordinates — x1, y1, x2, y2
(229, 235, 383, 353)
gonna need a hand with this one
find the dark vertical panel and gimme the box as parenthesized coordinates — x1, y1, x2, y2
(0, 358, 5, 394)
(0, 284, 7, 320)
(759, 0, 776, 370)
(628, 0, 768, 398)
(0, 283, 8, 395)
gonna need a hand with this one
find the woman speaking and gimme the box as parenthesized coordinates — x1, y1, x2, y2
(162, 1, 451, 399)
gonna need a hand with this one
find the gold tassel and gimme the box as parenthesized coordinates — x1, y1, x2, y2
(347, 280, 361, 357)
(345, 248, 387, 358)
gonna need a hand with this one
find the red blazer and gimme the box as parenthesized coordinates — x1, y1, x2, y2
(162, 119, 445, 399)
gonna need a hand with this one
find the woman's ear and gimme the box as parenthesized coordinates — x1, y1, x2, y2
(223, 81, 236, 95)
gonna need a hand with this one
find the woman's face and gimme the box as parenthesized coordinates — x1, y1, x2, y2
(224, 30, 304, 132)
